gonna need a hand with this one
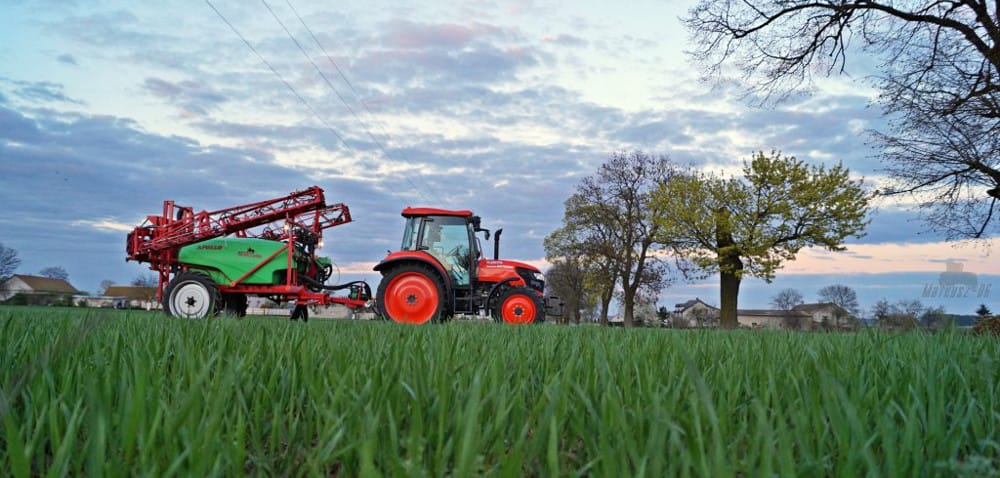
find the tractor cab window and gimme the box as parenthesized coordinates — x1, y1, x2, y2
(419, 216, 473, 286)
(401, 217, 419, 251)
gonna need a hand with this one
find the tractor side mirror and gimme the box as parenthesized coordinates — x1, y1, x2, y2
(472, 216, 490, 240)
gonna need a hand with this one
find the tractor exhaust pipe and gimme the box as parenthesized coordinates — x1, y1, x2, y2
(493, 228, 503, 260)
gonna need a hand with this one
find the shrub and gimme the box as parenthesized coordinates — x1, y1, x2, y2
(972, 315, 1000, 336)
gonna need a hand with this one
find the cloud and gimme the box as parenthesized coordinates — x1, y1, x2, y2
(541, 34, 588, 48)
(0, 77, 84, 105)
(777, 239, 1000, 275)
(382, 20, 512, 50)
(53, 10, 170, 50)
(350, 43, 542, 88)
(71, 219, 134, 232)
(57, 53, 78, 65)
(142, 77, 227, 116)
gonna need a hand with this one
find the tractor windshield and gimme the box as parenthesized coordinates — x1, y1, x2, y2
(419, 215, 474, 286)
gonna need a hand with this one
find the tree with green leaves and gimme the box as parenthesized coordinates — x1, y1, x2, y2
(653, 151, 870, 328)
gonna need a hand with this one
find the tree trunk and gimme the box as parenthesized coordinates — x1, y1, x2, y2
(715, 207, 742, 329)
(598, 288, 613, 326)
(623, 292, 634, 328)
(719, 261, 742, 329)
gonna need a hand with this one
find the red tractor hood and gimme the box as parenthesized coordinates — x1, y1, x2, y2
(478, 259, 541, 273)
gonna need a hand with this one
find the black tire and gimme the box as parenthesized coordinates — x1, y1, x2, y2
(290, 304, 309, 322)
(376, 263, 446, 324)
(163, 272, 219, 319)
(222, 293, 248, 318)
(493, 287, 545, 324)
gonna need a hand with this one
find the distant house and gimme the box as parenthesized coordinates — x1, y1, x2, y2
(670, 297, 855, 330)
(737, 309, 810, 329)
(793, 303, 852, 328)
(0, 275, 82, 304)
(104, 286, 159, 310)
(672, 298, 720, 327)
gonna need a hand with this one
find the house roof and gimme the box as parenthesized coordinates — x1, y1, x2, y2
(104, 286, 157, 300)
(793, 303, 849, 315)
(674, 298, 717, 312)
(738, 309, 810, 318)
(4, 275, 80, 294)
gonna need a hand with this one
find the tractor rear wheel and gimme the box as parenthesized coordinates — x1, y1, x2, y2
(163, 272, 219, 319)
(494, 287, 544, 325)
(377, 264, 445, 324)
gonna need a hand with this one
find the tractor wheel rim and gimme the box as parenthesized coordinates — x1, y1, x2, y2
(384, 272, 438, 324)
(501, 294, 536, 325)
(171, 281, 212, 319)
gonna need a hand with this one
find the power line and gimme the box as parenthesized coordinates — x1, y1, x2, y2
(203, 0, 347, 146)
(260, 0, 438, 202)
(283, 0, 365, 117)
(205, 0, 431, 202)
(259, 1, 385, 157)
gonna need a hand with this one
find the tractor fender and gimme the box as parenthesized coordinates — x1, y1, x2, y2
(374, 254, 453, 292)
(485, 277, 518, 313)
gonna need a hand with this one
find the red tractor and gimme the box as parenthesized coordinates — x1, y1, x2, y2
(374, 207, 560, 324)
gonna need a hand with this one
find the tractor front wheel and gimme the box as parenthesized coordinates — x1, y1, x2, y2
(494, 287, 544, 325)
(163, 272, 219, 319)
(377, 264, 445, 324)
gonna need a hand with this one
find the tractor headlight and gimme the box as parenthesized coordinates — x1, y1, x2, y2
(533, 272, 545, 282)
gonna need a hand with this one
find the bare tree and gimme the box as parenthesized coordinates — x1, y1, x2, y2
(817, 284, 861, 316)
(38, 266, 69, 280)
(0, 242, 20, 279)
(542, 256, 593, 325)
(770, 288, 804, 311)
(871, 299, 892, 322)
(546, 197, 619, 325)
(878, 299, 925, 330)
(685, 0, 1000, 238)
(99, 279, 114, 296)
(131, 273, 157, 287)
(549, 151, 678, 327)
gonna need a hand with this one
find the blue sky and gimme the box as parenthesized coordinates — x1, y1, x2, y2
(1, 0, 997, 316)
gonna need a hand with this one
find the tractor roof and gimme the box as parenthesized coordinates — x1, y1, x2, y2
(401, 207, 473, 218)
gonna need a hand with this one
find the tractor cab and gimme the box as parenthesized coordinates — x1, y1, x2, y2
(374, 207, 553, 324)
(398, 208, 478, 286)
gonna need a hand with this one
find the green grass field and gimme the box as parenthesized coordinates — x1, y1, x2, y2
(0, 306, 998, 477)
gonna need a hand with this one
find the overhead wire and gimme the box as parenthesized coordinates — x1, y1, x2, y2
(264, 0, 440, 202)
(283, 0, 399, 147)
(203, 0, 348, 145)
(204, 0, 439, 203)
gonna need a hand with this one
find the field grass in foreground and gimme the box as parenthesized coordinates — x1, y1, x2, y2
(0, 306, 998, 477)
